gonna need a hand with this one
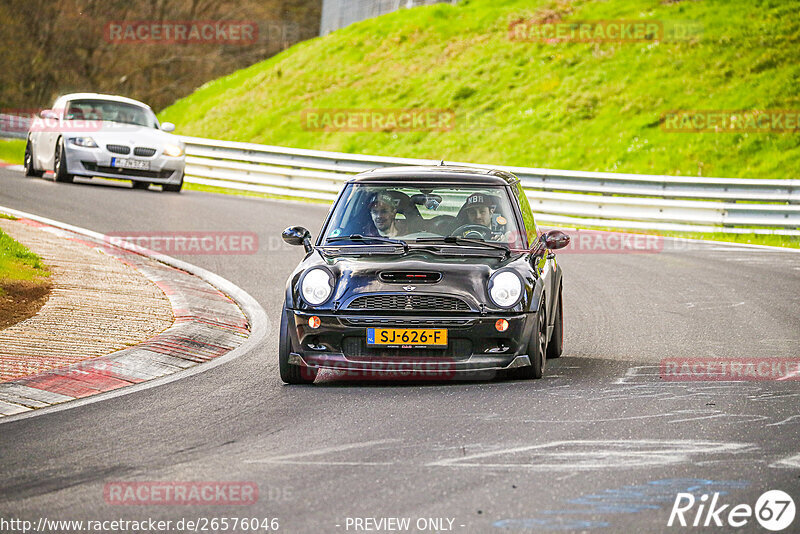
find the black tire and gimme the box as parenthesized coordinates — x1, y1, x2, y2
(279, 305, 317, 384)
(53, 138, 74, 183)
(546, 286, 563, 359)
(162, 173, 183, 193)
(24, 140, 43, 177)
(131, 181, 150, 190)
(507, 299, 547, 380)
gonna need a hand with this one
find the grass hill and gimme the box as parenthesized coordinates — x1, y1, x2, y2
(159, 0, 799, 179)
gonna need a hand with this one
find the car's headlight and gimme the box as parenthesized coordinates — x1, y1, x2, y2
(488, 270, 523, 308)
(68, 137, 98, 148)
(301, 268, 334, 306)
(163, 143, 184, 157)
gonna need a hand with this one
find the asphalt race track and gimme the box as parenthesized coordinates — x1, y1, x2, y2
(1, 169, 799, 533)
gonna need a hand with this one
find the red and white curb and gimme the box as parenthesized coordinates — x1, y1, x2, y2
(0, 206, 269, 422)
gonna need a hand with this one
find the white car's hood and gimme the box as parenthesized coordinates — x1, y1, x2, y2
(63, 121, 179, 147)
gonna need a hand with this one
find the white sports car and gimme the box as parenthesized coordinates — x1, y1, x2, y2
(24, 93, 186, 192)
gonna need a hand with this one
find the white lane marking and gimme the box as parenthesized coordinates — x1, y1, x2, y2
(668, 413, 770, 425)
(767, 415, 800, 426)
(615, 365, 791, 386)
(718, 257, 800, 262)
(706, 246, 764, 251)
(614, 365, 662, 384)
(555, 472, 579, 482)
(523, 413, 675, 424)
(426, 440, 752, 471)
(777, 367, 800, 381)
(245, 439, 399, 464)
(685, 301, 746, 310)
(522, 410, 759, 425)
(668, 413, 728, 424)
(254, 460, 395, 466)
(770, 454, 800, 469)
(749, 392, 800, 401)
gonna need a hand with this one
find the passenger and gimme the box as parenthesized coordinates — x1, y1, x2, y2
(369, 193, 406, 238)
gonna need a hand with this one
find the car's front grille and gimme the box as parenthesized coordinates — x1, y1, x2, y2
(134, 147, 156, 157)
(106, 144, 130, 154)
(342, 337, 472, 359)
(347, 294, 470, 312)
(80, 162, 174, 179)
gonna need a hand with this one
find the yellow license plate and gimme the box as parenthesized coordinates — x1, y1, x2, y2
(367, 328, 448, 347)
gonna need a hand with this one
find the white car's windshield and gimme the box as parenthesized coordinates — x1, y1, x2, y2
(323, 184, 525, 248)
(64, 99, 157, 128)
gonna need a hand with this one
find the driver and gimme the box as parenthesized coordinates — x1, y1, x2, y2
(369, 193, 406, 238)
(461, 193, 508, 241)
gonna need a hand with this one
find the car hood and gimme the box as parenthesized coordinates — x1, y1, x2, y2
(288, 248, 532, 312)
(62, 121, 179, 146)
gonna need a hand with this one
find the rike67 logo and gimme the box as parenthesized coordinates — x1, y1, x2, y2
(668, 490, 795, 531)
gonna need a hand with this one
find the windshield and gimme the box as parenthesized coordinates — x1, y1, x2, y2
(322, 184, 525, 248)
(64, 99, 158, 128)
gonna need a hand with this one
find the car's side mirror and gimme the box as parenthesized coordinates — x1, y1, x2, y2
(542, 230, 570, 250)
(282, 226, 313, 253)
(40, 109, 58, 119)
(161, 122, 176, 132)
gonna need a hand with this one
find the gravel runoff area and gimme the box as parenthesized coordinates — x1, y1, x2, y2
(0, 216, 250, 417)
(0, 218, 174, 381)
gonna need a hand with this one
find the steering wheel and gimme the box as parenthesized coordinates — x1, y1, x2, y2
(451, 224, 493, 240)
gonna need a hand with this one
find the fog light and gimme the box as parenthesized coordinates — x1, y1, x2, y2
(308, 316, 321, 329)
(495, 319, 509, 332)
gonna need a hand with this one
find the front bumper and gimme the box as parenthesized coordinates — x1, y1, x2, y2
(64, 145, 185, 184)
(286, 311, 537, 378)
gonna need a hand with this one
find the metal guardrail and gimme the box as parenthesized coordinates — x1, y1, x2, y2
(0, 114, 29, 139)
(180, 135, 800, 236)
(6, 116, 796, 235)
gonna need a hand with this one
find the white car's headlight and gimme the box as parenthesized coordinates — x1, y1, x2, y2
(488, 270, 523, 308)
(69, 137, 98, 148)
(163, 143, 184, 157)
(301, 268, 334, 306)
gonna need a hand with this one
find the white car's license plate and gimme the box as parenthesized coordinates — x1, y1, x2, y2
(111, 157, 150, 171)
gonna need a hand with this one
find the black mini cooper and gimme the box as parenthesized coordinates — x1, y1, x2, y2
(279, 165, 569, 384)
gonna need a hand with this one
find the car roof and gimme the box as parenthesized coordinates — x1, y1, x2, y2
(54, 93, 152, 110)
(347, 165, 519, 185)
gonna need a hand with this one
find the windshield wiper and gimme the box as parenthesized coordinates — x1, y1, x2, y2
(325, 234, 408, 253)
(415, 236, 509, 258)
